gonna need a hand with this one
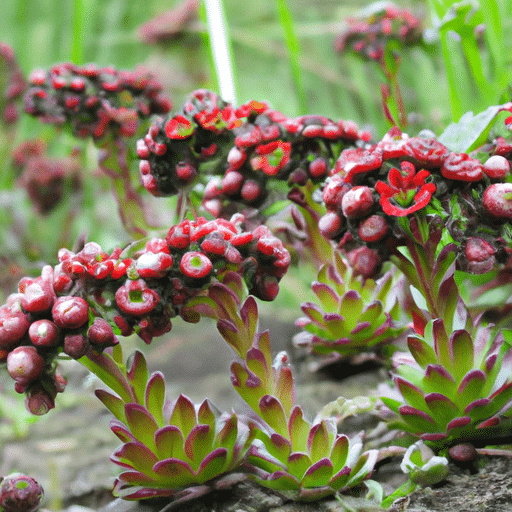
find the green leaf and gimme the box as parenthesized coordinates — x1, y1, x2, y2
(286, 452, 312, 481)
(125, 403, 159, 452)
(449, 330, 474, 381)
(184, 424, 214, 466)
(307, 421, 332, 463)
(169, 395, 197, 437)
(126, 350, 149, 405)
(301, 458, 333, 487)
(438, 104, 510, 153)
(154, 426, 186, 462)
(95, 389, 126, 423)
(145, 372, 166, 427)
(288, 406, 310, 453)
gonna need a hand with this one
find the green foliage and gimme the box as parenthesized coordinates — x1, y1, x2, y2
(295, 248, 405, 358)
(84, 344, 255, 502)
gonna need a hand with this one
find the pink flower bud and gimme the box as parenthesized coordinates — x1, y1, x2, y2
(0, 308, 30, 349)
(63, 333, 90, 359)
(341, 186, 374, 218)
(52, 296, 89, 329)
(115, 279, 160, 315)
(179, 252, 213, 279)
(28, 319, 60, 347)
(25, 386, 55, 415)
(7, 346, 45, 384)
(483, 183, 512, 220)
(87, 318, 116, 346)
(482, 155, 510, 179)
(358, 215, 388, 242)
(0, 473, 44, 512)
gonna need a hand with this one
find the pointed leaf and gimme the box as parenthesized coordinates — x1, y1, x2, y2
(152, 457, 195, 488)
(286, 452, 312, 480)
(398, 405, 438, 433)
(215, 413, 239, 454)
(424, 393, 459, 429)
(112, 441, 158, 474)
(145, 371, 166, 427)
(301, 302, 326, 327)
(457, 370, 486, 408)
(116, 470, 157, 486)
(339, 291, 363, 330)
(328, 465, 351, 490)
(307, 421, 332, 463)
(82, 351, 132, 403)
(288, 406, 310, 453)
(169, 394, 197, 436)
(246, 347, 269, 383)
(259, 395, 287, 436)
(422, 364, 457, 399)
(267, 433, 291, 463)
(407, 336, 437, 368)
(197, 399, 219, 427)
(311, 282, 339, 311)
(431, 319, 451, 370)
(446, 416, 472, 433)
(329, 435, 349, 474)
(95, 389, 126, 423)
(261, 471, 300, 490)
(449, 330, 474, 381)
(301, 458, 333, 487)
(125, 403, 158, 450)
(344, 450, 378, 488)
(126, 350, 149, 405)
(110, 419, 136, 443)
(184, 424, 214, 464)
(154, 425, 185, 461)
(196, 447, 228, 483)
(358, 301, 383, 326)
(274, 356, 295, 415)
(395, 377, 427, 412)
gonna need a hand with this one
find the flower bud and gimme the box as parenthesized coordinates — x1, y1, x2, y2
(0, 473, 44, 512)
(341, 186, 374, 218)
(52, 296, 89, 329)
(7, 346, 45, 384)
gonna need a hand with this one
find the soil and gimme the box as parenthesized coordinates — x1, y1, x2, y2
(2, 317, 512, 512)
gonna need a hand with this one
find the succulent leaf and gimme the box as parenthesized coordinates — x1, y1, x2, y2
(125, 403, 159, 451)
(144, 372, 166, 427)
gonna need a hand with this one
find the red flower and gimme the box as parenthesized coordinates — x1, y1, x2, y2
(375, 161, 436, 217)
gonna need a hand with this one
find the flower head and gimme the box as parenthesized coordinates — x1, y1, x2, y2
(375, 161, 436, 217)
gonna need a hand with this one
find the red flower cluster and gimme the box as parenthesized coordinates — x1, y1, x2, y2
(316, 124, 512, 277)
(0, 42, 26, 124)
(138, 89, 371, 214)
(334, 4, 422, 62)
(24, 62, 171, 139)
(13, 140, 82, 214)
(0, 216, 290, 413)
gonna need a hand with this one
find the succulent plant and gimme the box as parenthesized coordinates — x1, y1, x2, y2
(87, 346, 255, 502)
(400, 441, 449, 487)
(382, 306, 512, 449)
(185, 283, 379, 501)
(294, 248, 405, 358)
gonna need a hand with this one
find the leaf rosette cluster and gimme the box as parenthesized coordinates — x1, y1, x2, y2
(294, 250, 404, 358)
(91, 348, 254, 501)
